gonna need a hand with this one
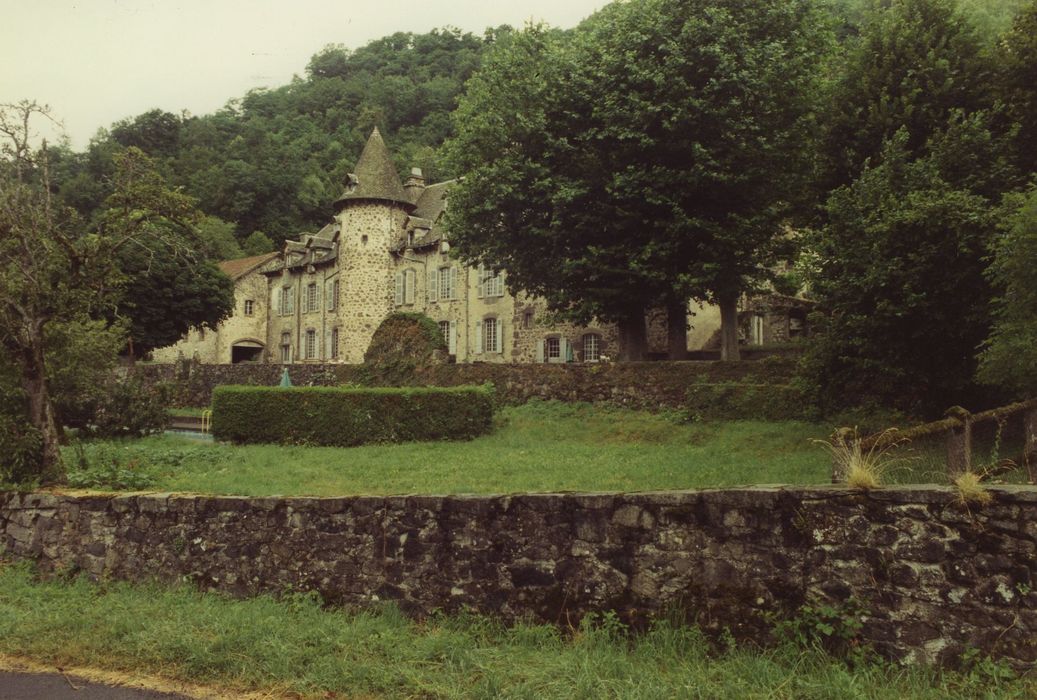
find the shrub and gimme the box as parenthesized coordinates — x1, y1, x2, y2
(0, 412, 43, 486)
(361, 312, 449, 386)
(82, 377, 172, 438)
(211, 384, 495, 446)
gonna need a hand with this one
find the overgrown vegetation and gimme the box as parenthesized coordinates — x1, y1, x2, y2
(361, 312, 449, 386)
(0, 560, 1031, 699)
(211, 384, 494, 446)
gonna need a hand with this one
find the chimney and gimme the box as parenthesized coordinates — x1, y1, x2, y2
(404, 167, 426, 190)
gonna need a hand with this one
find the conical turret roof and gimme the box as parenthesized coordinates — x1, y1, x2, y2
(333, 128, 410, 209)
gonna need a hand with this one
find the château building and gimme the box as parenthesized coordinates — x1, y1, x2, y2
(155, 129, 803, 365)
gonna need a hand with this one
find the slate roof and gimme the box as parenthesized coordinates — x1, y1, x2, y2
(217, 252, 280, 280)
(333, 128, 411, 208)
(263, 222, 341, 275)
(391, 180, 455, 252)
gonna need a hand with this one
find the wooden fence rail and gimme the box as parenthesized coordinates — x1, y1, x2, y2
(830, 398, 1037, 484)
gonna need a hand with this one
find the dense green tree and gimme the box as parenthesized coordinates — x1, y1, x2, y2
(195, 215, 244, 260)
(820, 0, 990, 192)
(445, 0, 828, 360)
(977, 188, 1037, 395)
(242, 230, 276, 256)
(996, 0, 1037, 176)
(805, 131, 1000, 414)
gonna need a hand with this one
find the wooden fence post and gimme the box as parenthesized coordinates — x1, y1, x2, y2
(1025, 408, 1037, 484)
(945, 407, 972, 480)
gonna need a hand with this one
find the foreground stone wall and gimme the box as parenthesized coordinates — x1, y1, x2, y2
(3, 486, 1036, 667)
(132, 355, 799, 409)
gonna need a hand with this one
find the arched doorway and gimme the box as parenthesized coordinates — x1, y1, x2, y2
(231, 339, 265, 363)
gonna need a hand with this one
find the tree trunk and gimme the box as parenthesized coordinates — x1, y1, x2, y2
(617, 314, 647, 362)
(21, 332, 65, 485)
(719, 294, 741, 362)
(666, 297, 689, 360)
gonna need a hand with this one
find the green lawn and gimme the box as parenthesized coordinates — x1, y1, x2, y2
(0, 561, 1028, 700)
(69, 401, 833, 496)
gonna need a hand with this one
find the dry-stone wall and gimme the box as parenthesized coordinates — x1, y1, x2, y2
(3, 486, 1036, 668)
(132, 355, 799, 410)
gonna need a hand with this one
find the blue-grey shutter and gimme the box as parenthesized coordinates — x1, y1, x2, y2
(428, 268, 439, 302)
(535, 339, 545, 363)
(448, 320, 457, 355)
(475, 320, 483, 354)
(395, 272, 404, 305)
(405, 270, 416, 304)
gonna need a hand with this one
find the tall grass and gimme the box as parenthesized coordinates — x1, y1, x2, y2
(66, 401, 832, 496)
(0, 561, 1029, 699)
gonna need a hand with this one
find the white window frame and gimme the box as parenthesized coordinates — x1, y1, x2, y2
(306, 283, 318, 313)
(244, 299, 254, 317)
(583, 333, 601, 363)
(483, 317, 501, 354)
(546, 336, 560, 360)
(439, 265, 456, 300)
(305, 329, 317, 360)
(280, 332, 292, 363)
(479, 265, 504, 297)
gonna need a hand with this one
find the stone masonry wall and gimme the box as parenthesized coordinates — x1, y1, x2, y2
(132, 356, 800, 409)
(3, 486, 1036, 667)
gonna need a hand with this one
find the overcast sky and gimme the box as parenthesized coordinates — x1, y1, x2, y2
(1, 0, 607, 150)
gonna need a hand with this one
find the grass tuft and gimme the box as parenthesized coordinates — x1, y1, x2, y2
(954, 471, 993, 506)
(816, 427, 908, 490)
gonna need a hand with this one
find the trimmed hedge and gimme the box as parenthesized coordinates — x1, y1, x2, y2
(211, 385, 495, 446)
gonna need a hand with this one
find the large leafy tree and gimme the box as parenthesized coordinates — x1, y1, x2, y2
(0, 101, 228, 483)
(977, 188, 1037, 395)
(996, 0, 1037, 177)
(445, 0, 829, 360)
(820, 0, 990, 192)
(805, 131, 1000, 414)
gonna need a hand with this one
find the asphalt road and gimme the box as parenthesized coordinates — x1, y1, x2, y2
(0, 671, 191, 699)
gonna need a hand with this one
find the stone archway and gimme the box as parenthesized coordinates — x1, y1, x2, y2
(230, 339, 265, 364)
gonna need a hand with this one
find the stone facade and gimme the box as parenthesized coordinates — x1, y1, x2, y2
(152, 253, 278, 364)
(4, 486, 1037, 668)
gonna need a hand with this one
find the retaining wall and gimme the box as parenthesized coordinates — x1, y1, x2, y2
(3, 486, 1036, 667)
(131, 355, 799, 410)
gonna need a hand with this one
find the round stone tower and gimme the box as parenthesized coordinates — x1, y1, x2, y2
(332, 128, 414, 363)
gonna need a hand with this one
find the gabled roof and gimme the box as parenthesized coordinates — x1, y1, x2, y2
(217, 252, 279, 281)
(333, 128, 410, 209)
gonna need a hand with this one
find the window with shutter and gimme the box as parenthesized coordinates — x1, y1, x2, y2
(428, 268, 439, 302)
(448, 320, 457, 355)
(404, 269, 416, 304)
(327, 279, 339, 311)
(331, 328, 339, 359)
(474, 320, 483, 353)
(394, 272, 404, 306)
